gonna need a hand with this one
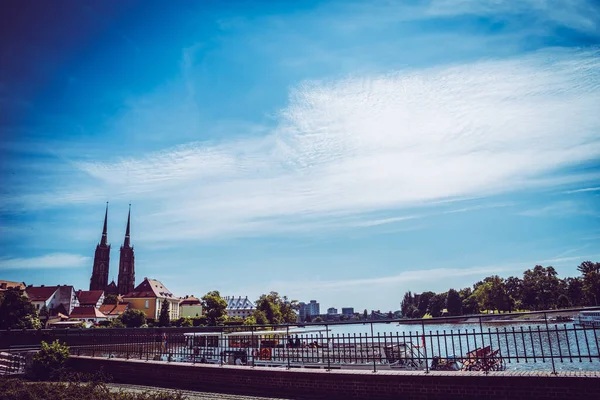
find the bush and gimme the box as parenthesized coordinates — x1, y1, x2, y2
(30, 340, 70, 380)
(0, 377, 187, 400)
(119, 309, 146, 328)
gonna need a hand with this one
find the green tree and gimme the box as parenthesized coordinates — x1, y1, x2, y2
(31, 340, 70, 380)
(103, 294, 119, 305)
(253, 292, 298, 325)
(428, 293, 446, 318)
(556, 294, 571, 309)
(417, 291, 436, 318)
(158, 299, 170, 327)
(565, 277, 585, 307)
(39, 304, 50, 329)
(109, 318, 126, 328)
(462, 295, 479, 315)
(243, 315, 257, 325)
(119, 309, 146, 328)
(578, 261, 600, 306)
(201, 291, 228, 326)
(400, 291, 415, 317)
(0, 288, 41, 329)
(446, 289, 462, 316)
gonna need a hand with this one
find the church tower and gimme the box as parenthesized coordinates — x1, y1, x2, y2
(90, 203, 110, 291)
(117, 204, 135, 295)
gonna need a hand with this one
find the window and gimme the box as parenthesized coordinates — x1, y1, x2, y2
(145, 300, 149, 309)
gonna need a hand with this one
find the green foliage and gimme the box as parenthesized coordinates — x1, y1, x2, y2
(118, 309, 146, 328)
(201, 290, 228, 326)
(427, 293, 446, 318)
(158, 300, 170, 327)
(556, 294, 571, 309)
(192, 315, 208, 326)
(31, 340, 70, 380)
(103, 294, 119, 305)
(578, 261, 600, 306)
(400, 291, 415, 317)
(109, 318, 126, 328)
(0, 377, 188, 400)
(252, 292, 298, 325)
(0, 288, 41, 329)
(173, 317, 193, 327)
(417, 292, 435, 318)
(446, 289, 462, 316)
(243, 315, 257, 325)
(313, 316, 323, 323)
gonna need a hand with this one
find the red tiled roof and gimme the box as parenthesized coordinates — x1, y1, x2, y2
(99, 303, 129, 316)
(76, 290, 104, 305)
(69, 306, 107, 319)
(0, 280, 26, 291)
(122, 278, 177, 300)
(25, 286, 58, 301)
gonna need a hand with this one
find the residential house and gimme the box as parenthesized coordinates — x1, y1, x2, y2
(99, 303, 129, 320)
(75, 290, 105, 308)
(179, 295, 203, 318)
(224, 296, 255, 319)
(0, 280, 26, 293)
(25, 285, 79, 316)
(69, 306, 108, 324)
(122, 278, 179, 321)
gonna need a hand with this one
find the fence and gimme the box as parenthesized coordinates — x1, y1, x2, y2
(2, 308, 600, 374)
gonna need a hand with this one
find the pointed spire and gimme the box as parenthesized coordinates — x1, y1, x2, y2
(123, 203, 131, 247)
(100, 202, 109, 246)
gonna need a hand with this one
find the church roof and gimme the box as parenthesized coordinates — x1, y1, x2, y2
(70, 306, 107, 319)
(224, 296, 255, 311)
(76, 290, 104, 306)
(25, 285, 59, 302)
(122, 278, 177, 300)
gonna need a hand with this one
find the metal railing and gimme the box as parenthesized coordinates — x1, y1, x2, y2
(2, 308, 600, 374)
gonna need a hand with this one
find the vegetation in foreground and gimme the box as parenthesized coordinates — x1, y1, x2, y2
(0, 378, 187, 400)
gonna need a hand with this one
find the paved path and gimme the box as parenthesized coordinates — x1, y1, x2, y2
(107, 383, 292, 400)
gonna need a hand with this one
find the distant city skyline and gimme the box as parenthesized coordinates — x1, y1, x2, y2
(1, 0, 599, 311)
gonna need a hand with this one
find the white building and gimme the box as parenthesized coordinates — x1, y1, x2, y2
(224, 296, 255, 319)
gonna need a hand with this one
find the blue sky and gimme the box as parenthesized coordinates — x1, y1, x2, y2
(1, 0, 599, 312)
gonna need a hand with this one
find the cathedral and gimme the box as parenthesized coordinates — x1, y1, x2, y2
(89, 203, 135, 295)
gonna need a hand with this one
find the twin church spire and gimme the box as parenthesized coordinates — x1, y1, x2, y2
(90, 203, 135, 295)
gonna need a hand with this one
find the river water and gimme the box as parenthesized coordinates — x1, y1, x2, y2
(319, 321, 600, 372)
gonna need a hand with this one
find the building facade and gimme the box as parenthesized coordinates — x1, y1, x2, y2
(341, 307, 354, 317)
(179, 295, 203, 318)
(122, 278, 179, 321)
(224, 296, 255, 319)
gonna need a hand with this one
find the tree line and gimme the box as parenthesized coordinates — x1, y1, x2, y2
(400, 261, 600, 318)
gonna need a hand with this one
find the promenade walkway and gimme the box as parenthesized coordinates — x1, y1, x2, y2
(107, 383, 291, 400)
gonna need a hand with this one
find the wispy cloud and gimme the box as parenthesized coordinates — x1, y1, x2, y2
(4, 48, 600, 242)
(0, 253, 91, 270)
(564, 187, 600, 194)
(519, 200, 599, 217)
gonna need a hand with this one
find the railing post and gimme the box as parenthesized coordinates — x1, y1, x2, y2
(370, 322, 376, 373)
(479, 315, 488, 375)
(422, 320, 429, 373)
(544, 312, 557, 375)
(286, 325, 290, 370)
(326, 323, 331, 371)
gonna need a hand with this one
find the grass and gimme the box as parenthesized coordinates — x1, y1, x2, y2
(0, 377, 187, 400)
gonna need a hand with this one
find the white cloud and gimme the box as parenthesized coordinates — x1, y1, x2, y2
(0, 253, 91, 270)
(565, 187, 600, 194)
(7, 48, 600, 242)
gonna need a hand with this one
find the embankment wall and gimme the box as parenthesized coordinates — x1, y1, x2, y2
(68, 356, 600, 400)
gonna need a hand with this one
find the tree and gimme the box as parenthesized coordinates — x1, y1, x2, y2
(556, 294, 571, 309)
(31, 340, 70, 380)
(253, 292, 298, 325)
(565, 277, 585, 307)
(462, 295, 479, 315)
(417, 292, 436, 317)
(39, 304, 50, 329)
(401, 291, 415, 317)
(363, 309, 368, 320)
(446, 289, 462, 316)
(578, 261, 600, 306)
(243, 315, 257, 325)
(201, 291, 228, 326)
(0, 288, 40, 329)
(119, 309, 146, 328)
(158, 299, 171, 327)
(103, 294, 119, 305)
(428, 293, 446, 318)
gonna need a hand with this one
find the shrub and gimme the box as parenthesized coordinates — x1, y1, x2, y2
(119, 309, 146, 328)
(31, 340, 70, 380)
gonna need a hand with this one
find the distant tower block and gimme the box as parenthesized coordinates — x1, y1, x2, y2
(117, 204, 135, 295)
(90, 203, 111, 291)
